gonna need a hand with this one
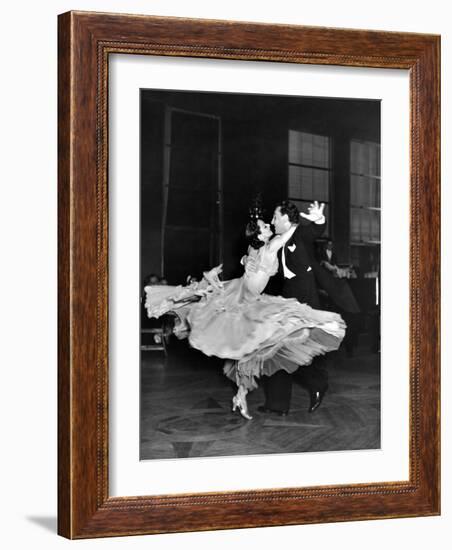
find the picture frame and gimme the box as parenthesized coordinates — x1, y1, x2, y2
(58, 10, 440, 538)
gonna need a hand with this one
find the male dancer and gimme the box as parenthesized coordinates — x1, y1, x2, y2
(259, 200, 328, 416)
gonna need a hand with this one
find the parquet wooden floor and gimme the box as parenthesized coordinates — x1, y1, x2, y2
(140, 338, 380, 460)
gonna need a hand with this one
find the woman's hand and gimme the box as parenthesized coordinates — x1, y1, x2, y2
(203, 265, 224, 290)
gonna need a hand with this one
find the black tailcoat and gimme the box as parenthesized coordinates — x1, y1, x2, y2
(278, 221, 326, 307)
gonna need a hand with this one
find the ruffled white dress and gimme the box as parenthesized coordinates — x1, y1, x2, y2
(145, 244, 345, 390)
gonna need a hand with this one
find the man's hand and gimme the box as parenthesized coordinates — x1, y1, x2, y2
(242, 255, 258, 274)
(300, 201, 325, 223)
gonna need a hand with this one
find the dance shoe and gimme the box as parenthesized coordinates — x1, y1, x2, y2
(232, 394, 253, 420)
(308, 388, 327, 413)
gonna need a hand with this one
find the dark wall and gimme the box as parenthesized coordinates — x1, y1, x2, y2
(140, 97, 164, 282)
(140, 89, 380, 283)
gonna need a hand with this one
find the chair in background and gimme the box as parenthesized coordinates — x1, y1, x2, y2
(140, 326, 167, 354)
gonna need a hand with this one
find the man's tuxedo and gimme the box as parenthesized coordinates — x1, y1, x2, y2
(278, 221, 325, 307)
(262, 220, 328, 413)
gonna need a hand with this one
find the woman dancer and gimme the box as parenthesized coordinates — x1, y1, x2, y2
(145, 219, 345, 419)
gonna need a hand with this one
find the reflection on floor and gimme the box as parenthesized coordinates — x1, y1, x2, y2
(140, 339, 380, 460)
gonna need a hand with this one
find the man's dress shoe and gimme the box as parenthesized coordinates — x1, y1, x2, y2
(308, 389, 326, 413)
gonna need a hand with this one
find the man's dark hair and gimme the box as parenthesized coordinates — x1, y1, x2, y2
(245, 219, 265, 250)
(277, 201, 300, 224)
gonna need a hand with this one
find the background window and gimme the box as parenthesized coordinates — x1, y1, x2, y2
(288, 130, 331, 230)
(350, 140, 381, 244)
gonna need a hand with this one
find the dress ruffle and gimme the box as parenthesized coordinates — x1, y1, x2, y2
(145, 267, 346, 390)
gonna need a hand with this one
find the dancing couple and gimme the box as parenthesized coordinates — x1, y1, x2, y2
(145, 200, 345, 419)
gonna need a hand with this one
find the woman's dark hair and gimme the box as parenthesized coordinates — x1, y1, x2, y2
(245, 219, 265, 250)
(277, 200, 300, 224)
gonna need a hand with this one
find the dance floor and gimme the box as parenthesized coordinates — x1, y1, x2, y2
(140, 338, 380, 460)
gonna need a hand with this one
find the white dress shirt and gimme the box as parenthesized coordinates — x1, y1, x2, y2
(281, 245, 296, 279)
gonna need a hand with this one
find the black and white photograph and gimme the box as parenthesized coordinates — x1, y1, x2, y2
(2, 0, 446, 546)
(139, 89, 381, 460)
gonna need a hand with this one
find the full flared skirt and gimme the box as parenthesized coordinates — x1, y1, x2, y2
(145, 276, 346, 390)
